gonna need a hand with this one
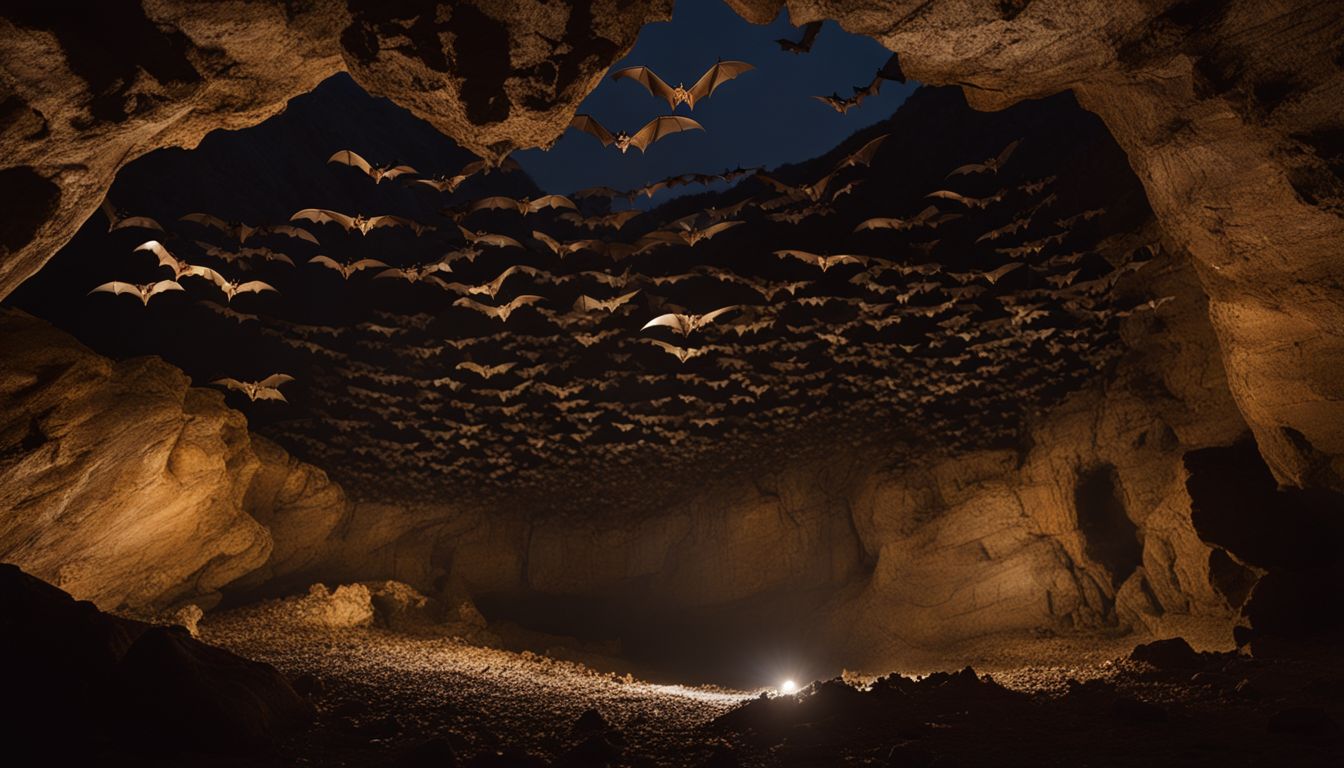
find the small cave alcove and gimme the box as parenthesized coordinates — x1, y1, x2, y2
(1074, 463, 1141, 589)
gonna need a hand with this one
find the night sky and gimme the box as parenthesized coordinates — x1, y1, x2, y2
(514, 0, 916, 205)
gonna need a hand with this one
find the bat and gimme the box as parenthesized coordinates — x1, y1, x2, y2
(327, 150, 418, 183)
(375, 262, 452, 284)
(211, 374, 294, 402)
(180, 213, 319, 244)
(981, 262, 1024, 285)
(641, 306, 738, 337)
(192, 240, 295, 268)
(307, 254, 389, 279)
(812, 92, 864, 114)
(646, 339, 708, 364)
(774, 250, 867, 272)
(453, 295, 545, 322)
(757, 171, 835, 203)
(458, 226, 523, 249)
(197, 300, 258, 324)
(532, 230, 605, 257)
(456, 361, 516, 380)
(88, 280, 184, 305)
(925, 189, 1005, 209)
(455, 264, 541, 299)
(206, 272, 279, 302)
(573, 290, 640, 313)
(557, 210, 642, 231)
(569, 114, 704, 154)
(645, 219, 743, 247)
(470, 194, 577, 216)
(835, 133, 889, 170)
(290, 209, 429, 235)
(133, 240, 221, 282)
(101, 201, 164, 233)
(947, 139, 1022, 177)
(776, 21, 822, 53)
(610, 60, 754, 110)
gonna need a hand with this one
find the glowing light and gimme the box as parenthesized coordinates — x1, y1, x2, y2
(779, 679, 798, 694)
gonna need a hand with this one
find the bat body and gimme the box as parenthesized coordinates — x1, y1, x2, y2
(774, 250, 867, 272)
(573, 290, 640, 314)
(569, 114, 704, 154)
(308, 254, 388, 279)
(328, 150, 418, 183)
(776, 21, 822, 53)
(212, 374, 293, 402)
(610, 60, 754, 110)
(88, 280, 184, 305)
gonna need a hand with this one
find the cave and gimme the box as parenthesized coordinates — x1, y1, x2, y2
(2, 1, 1343, 765)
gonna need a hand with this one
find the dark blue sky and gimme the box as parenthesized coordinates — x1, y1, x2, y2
(514, 0, 916, 205)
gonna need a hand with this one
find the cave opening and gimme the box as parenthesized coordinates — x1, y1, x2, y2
(2, 0, 1343, 765)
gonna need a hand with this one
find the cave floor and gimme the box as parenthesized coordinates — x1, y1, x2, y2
(198, 605, 1344, 767)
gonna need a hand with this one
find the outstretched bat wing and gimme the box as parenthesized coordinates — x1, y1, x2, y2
(610, 66, 678, 109)
(257, 373, 294, 388)
(641, 313, 687, 333)
(328, 150, 373, 175)
(291, 208, 355, 231)
(629, 116, 704, 153)
(180, 213, 230, 233)
(109, 215, 164, 233)
(698, 305, 739, 327)
(686, 60, 754, 108)
(235, 280, 277, 296)
(528, 194, 578, 213)
(570, 114, 615, 147)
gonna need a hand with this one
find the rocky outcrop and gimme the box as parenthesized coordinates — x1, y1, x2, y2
(0, 562, 311, 758)
(0, 308, 346, 611)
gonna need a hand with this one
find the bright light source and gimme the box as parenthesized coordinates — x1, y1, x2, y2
(779, 679, 798, 694)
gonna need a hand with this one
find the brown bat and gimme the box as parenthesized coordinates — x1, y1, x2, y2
(88, 280, 184, 305)
(192, 240, 295, 268)
(569, 114, 704, 154)
(206, 272, 279, 302)
(558, 210, 642, 231)
(776, 21, 822, 54)
(757, 171, 835, 203)
(645, 339, 708, 364)
(307, 254, 389, 279)
(947, 139, 1021, 177)
(327, 150, 418, 183)
(645, 218, 743, 247)
(641, 306, 738, 337)
(133, 240, 221, 282)
(211, 374, 293, 402)
(455, 226, 522, 251)
(290, 209, 429, 236)
(453, 294, 545, 322)
(573, 290, 640, 314)
(533, 230, 604, 257)
(925, 189, 1005, 209)
(835, 133, 889, 170)
(470, 194, 577, 216)
(180, 213, 319, 244)
(812, 92, 864, 114)
(100, 201, 164, 233)
(455, 361, 516, 380)
(375, 262, 452, 284)
(774, 250, 867, 272)
(610, 60, 754, 110)
(437, 264, 541, 299)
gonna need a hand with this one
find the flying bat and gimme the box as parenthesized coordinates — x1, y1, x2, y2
(375, 262, 452, 284)
(981, 262, 1024, 285)
(947, 139, 1021, 177)
(180, 213, 319, 244)
(205, 273, 279, 302)
(776, 21, 822, 53)
(290, 209, 428, 236)
(641, 306, 738, 337)
(757, 171, 835, 203)
(88, 280, 184, 305)
(456, 361, 516, 380)
(645, 219, 743, 247)
(211, 374, 294, 402)
(469, 194, 577, 216)
(454, 264, 541, 300)
(328, 150, 418, 183)
(925, 189, 1005, 209)
(645, 339, 709, 364)
(307, 254, 389, 279)
(774, 250, 867, 272)
(533, 230, 605, 257)
(458, 226, 523, 249)
(835, 133, 889, 170)
(453, 295, 545, 322)
(558, 210, 643, 231)
(191, 240, 296, 267)
(133, 240, 221, 282)
(100, 201, 164, 233)
(610, 60, 754, 110)
(569, 114, 704, 154)
(812, 92, 864, 114)
(573, 290, 640, 314)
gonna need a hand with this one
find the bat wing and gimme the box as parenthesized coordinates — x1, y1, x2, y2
(611, 66, 677, 109)
(996, 139, 1021, 167)
(308, 254, 342, 271)
(147, 280, 185, 298)
(471, 196, 520, 212)
(328, 149, 373, 175)
(180, 213, 229, 233)
(253, 388, 288, 403)
(843, 133, 889, 168)
(641, 313, 687, 333)
(480, 233, 523, 249)
(110, 215, 165, 233)
(755, 174, 794, 194)
(774, 249, 818, 265)
(262, 225, 320, 244)
(569, 114, 614, 147)
(702, 221, 744, 240)
(506, 295, 545, 310)
(927, 189, 971, 205)
(529, 194, 578, 213)
(946, 162, 988, 178)
(799, 21, 822, 49)
(384, 164, 418, 179)
(235, 281, 277, 295)
(134, 239, 176, 268)
(697, 306, 738, 328)
(986, 262, 1023, 284)
(291, 208, 355, 230)
(532, 230, 562, 254)
(607, 210, 641, 229)
(257, 373, 294, 388)
(686, 60, 754, 108)
(212, 378, 246, 392)
(629, 116, 704, 153)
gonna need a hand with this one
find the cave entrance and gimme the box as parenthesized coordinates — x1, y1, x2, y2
(1074, 464, 1141, 588)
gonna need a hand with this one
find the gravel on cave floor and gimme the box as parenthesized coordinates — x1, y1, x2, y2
(201, 604, 1344, 767)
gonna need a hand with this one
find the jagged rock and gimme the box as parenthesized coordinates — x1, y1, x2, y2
(287, 583, 376, 628)
(1130, 637, 1201, 670)
(0, 563, 310, 757)
(171, 603, 204, 638)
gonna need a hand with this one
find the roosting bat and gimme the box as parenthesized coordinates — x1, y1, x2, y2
(327, 150, 418, 183)
(568, 114, 704, 154)
(291, 209, 429, 236)
(307, 254, 389, 279)
(610, 60, 754, 110)
(88, 280, 184, 305)
(211, 374, 293, 402)
(641, 306, 738, 337)
(776, 21, 822, 53)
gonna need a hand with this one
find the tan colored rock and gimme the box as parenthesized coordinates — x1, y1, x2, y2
(287, 582, 375, 628)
